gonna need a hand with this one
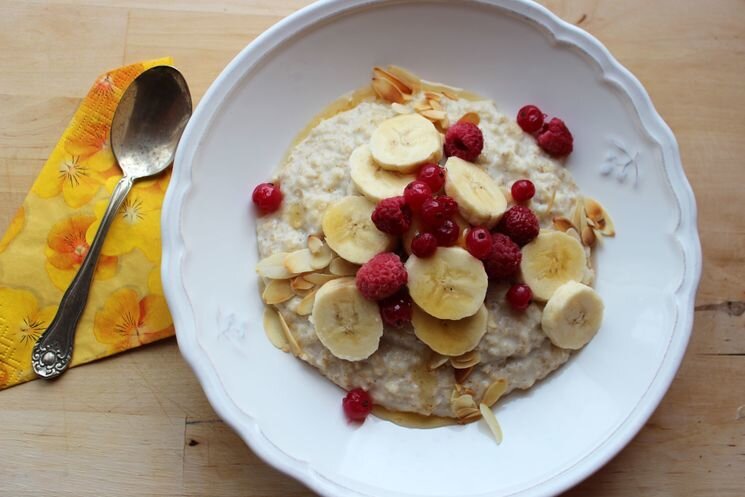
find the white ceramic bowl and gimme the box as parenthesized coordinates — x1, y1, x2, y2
(161, 1, 701, 495)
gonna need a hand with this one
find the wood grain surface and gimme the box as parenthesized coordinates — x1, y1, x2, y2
(1, 1, 743, 495)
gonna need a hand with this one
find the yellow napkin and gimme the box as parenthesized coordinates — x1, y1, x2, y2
(0, 58, 176, 389)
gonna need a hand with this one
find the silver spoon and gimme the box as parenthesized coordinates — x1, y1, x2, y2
(32, 66, 192, 379)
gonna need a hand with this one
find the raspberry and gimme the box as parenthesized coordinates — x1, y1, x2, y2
(438, 195, 459, 217)
(417, 163, 446, 192)
(511, 179, 535, 202)
(506, 283, 532, 311)
(371, 196, 412, 235)
(403, 180, 432, 212)
(537, 118, 573, 157)
(356, 252, 407, 301)
(343, 388, 372, 422)
(497, 205, 539, 246)
(379, 288, 413, 328)
(252, 182, 282, 213)
(419, 196, 448, 229)
(483, 233, 522, 280)
(433, 219, 459, 246)
(411, 232, 438, 258)
(444, 122, 484, 162)
(465, 227, 492, 259)
(516, 105, 544, 134)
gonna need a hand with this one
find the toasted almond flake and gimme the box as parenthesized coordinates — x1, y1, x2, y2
(284, 248, 315, 274)
(458, 409, 482, 424)
(479, 404, 503, 444)
(302, 273, 339, 285)
(424, 91, 441, 101)
(438, 116, 450, 130)
(572, 195, 585, 232)
(450, 350, 481, 369)
(428, 99, 443, 111)
(386, 65, 421, 92)
(582, 225, 597, 247)
(262, 306, 290, 353)
(584, 197, 616, 237)
(310, 242, 333, 269)
(391, 102, 411, 114)
(481, 378, 508, 407)
(451, 392, 477, 411)
(307, 235, 324, 254)
(584, 197, 604, 220)
(552, 217, 574, 232)
(441, 89, 459, 100)
(373, 66, 413, 94)
(413, 102, 431, 113)
(256, 252, 292, 279)
(262, 279, 294, 305)
(586, 218, 597, 229)
(420, 109, 447, 121)
(295, 288, 317, 316)
(291, 276, 314, 292)
(565, 227, 582, 243)
(420, 79, 464, 94)
(372, 77, 405, 104)
(599, 213, 616, 237)
(329, 257, 359, 276)
(276, 310, 302, 357)
(428, 352, 449, 370)
(457, 112, 480, 125)
(454, 366, 474, 384)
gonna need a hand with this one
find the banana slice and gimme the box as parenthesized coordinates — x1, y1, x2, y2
(311, 277, 383, 361)
(541, 281, 604, 350)
(322, 196, 395, 264)
(369, 114, 442, 173)
(405, 247, 488, 320)
(349, 145, 415, 202)
(521, 231, 587, 301)
(412, 305, 487, 357)
(444, 157, 507, 228)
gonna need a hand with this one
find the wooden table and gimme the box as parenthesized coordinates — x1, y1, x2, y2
(1, 1, 742, 495)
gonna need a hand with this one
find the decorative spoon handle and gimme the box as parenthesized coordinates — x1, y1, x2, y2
(32, 176, 134, 378)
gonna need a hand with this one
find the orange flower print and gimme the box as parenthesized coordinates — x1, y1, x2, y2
(93, 288, 173, 351)
(32, 146, 114, 208)
(0, 206, 24, 253)
(45, 215, 118, 290)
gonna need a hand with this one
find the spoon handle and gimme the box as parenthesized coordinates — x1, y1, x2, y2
(32, 176, 134, 379)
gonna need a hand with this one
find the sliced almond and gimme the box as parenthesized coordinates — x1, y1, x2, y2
(565, 227, 582, 244)
(284, 248, 315, 274)
(391, 102, 411, 114)
(438, 116, 450, 131)
(582, 225, 597, 247)
(276, 310, 302, 357)
(481, 378, 508, 407)
(372, 76, 405, 104)
(599, 214, 615, 237)
(584, 197, 615, 237)
(262, 306, 290, 353)
(307, 235, 324, 254)
(329, 257, 359, 276)
(385, 65, 421, 93)
(295, 288, 317, 316)
(262, 279, 294, 305)
(457, 112, 480, 125)
(454, 366, 474, 384)
(572, 195, 585, 233)
(428, 99, 443, 111)
(424, 91, 441, 101)
(552, 217, 574, 232)
(451, 392, 477, 412)
(441, 89, 459, 100)
(428, 352, 449, 370)
(413, 102, 431, 113)
(291, 276, 314, 292)
(420, 109, 447, 121)
(450, 350, 480, 369)
(479, 403, 503, 444)
(310, 242, 333, 269)
(302, 273, 340, 285)
(458, 409, 482, 424)
(373, 66, 413, 95)
(256, 252, 292, 279)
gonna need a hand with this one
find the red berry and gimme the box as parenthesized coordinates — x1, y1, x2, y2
(506, 284, 533, 311)
(511, 179, 536, 202)
(343, 388, 372, 422)
(483, 233, 522, 280)
(465, 227, 492, 259)
(356, 252, 408, 301)
(404, 181, 432, 212)
(433, 219, 459, 246)
(419, 197, 447, 229)
(371, 196, 412, 236)
(537, 118, 573, 157)
(444, 122, 484, 162)
(516, 105, 544, 134)
(252, 182, 282, 213)
(417, 163, 446, 192)
(438, 195, 459, 217)
(379, 288, 413, 328)
(411, 232, 438, 258)
(497, 205, 540, 246)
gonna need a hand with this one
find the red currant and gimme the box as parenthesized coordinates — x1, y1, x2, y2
(404, 181, 432, 212)
(417, 163, 446, 192)
(438, 195, 459, 217)
(465, 227, 492, 259)
(342, 388, 372, 422)
(511, 179, 536, 203)
(516, 105, 544, 134)
(379, 289, 413, 328)
(411, 232, 438, 258)
(419, 197, 447, 229)
(434, 219, 459, 246)
(506, 284, 533, 311)
(252, 182, 282, 213)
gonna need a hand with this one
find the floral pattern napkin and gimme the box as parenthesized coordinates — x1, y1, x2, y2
(0, 57, 176, 389)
